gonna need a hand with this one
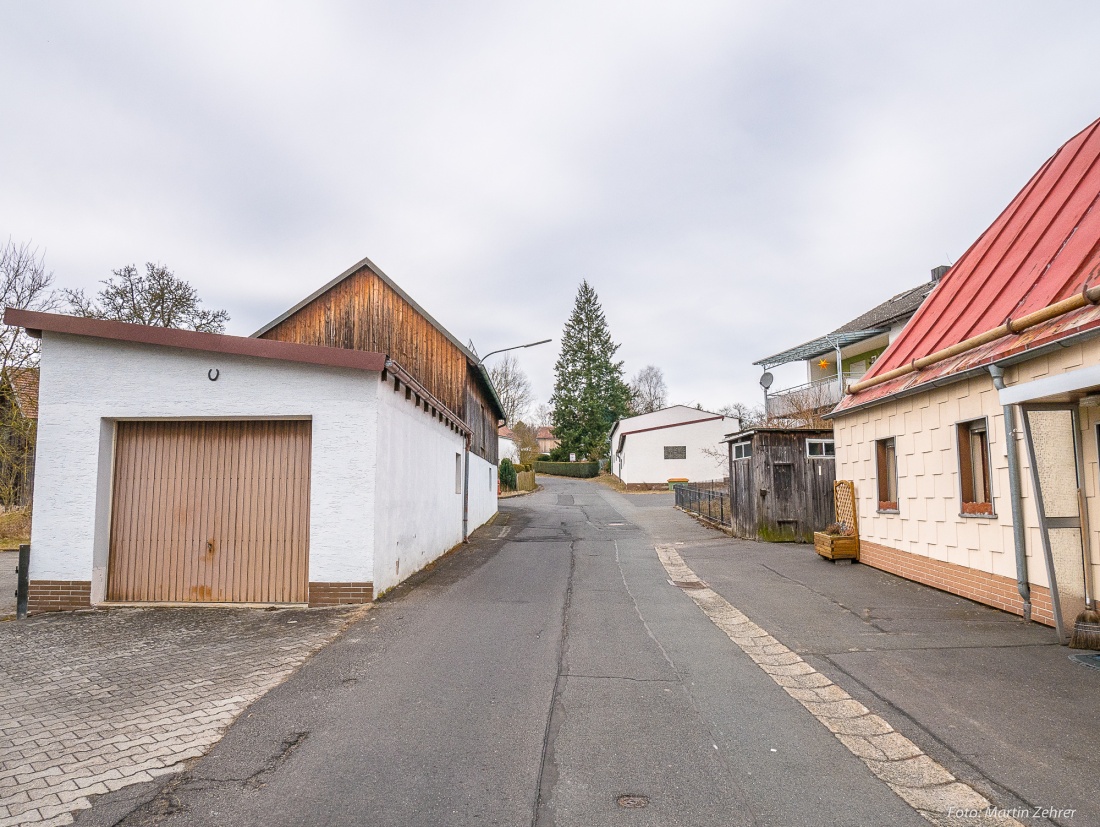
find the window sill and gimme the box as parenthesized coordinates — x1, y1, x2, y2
(959, 510, 996, 519)
(876, 508, 900, 515)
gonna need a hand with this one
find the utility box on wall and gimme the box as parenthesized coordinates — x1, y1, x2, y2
(724, 427, 836, 542)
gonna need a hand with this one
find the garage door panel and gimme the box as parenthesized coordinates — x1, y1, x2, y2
(107, 420, 311, 604)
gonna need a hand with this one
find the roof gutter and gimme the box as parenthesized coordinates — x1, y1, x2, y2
(823, 321, 1100, 419)
(846, 275, 1100, 396)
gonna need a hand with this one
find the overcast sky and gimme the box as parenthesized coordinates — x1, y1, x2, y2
(3, 1, 1100, 413)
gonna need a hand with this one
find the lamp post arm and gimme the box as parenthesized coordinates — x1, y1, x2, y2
(479, 339, 552, 363)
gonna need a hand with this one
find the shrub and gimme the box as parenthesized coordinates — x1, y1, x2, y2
(499, 458, 518, 490)
(534, 460, 600, 478)
(537, 453, 551, 462)
(548, 446, 571, 462)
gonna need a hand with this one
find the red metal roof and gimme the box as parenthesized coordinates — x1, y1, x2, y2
(835, 116, 1100, 414)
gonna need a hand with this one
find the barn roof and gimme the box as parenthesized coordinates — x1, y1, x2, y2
(833, 116, 1100, 415)
(252, 255, 506, 422)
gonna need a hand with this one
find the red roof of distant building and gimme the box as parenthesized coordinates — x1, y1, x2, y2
(5, 367, 38, 420)
(536, 427, 555, 440)
(835, 116, 1100, 414)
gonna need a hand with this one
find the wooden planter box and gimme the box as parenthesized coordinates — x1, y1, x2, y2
(814, 532, 859, 561)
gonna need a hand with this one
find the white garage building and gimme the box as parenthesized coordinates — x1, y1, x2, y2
(610, 406, 739, 487)
(10, 257, 504, 613)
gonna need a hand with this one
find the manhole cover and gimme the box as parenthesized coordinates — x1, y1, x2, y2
(617, 795, 649, 809)
(672, 580, 707, 590)
(1070, 653, 1100, 671)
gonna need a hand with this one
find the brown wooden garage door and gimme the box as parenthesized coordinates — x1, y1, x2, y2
(107, 420, 311, 604)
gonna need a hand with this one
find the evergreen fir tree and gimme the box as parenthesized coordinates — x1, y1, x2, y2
(550, 281, 631, 460)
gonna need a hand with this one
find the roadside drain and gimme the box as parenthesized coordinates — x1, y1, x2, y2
(670, 579, 708, 590)
(655, 544, 1023, 827)
(616, 795, 649, 809)
(1069, 652, 1100, 671)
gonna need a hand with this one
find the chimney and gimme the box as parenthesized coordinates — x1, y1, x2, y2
(931, 265, 950, 282)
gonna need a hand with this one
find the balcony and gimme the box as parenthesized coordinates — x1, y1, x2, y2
(766, 372, 864, 419)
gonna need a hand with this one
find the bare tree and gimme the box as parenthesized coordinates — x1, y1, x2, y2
(718, 402, 765, 428)
(510, 420, 541, 465)
(1, 239, 57, 373)
(0, 239, 57, 509)
(487, 354, 534, 425)
(533, 403, 554, 430)
(629, 365, 667, 415)
(766, 384, 833, 428)
(64, 262, 229, 332)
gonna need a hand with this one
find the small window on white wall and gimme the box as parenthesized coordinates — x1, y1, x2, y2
(664, 446, 687, 460)
(806, 439, 835, 458)
(456, 453, 463, 494)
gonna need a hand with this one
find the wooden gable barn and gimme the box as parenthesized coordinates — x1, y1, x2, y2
(253, 256, 504, 464)
(9, 256, 505, 614)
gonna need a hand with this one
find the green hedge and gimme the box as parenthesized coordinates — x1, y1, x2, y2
(534, 460, 600, 478)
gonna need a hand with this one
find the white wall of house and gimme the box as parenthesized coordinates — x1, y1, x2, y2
(498, 435, 518, 463)
(32, 333, 381, 603)
(613, 415, 736, 484)
(832, 335, 1100, 597)
(467, 452, 499, 532)
(372, 378, 467, 595)
(609, 406, 713, 445)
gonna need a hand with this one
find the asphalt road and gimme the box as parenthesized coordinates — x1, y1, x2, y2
(73, 478, 1005, 827)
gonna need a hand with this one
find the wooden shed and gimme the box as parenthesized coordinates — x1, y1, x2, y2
(724, 427, 836, 542)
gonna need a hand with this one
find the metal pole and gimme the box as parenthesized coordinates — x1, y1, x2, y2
(988, 365, 1031, 621)
(16, 544, 29, 619)
(462, 442, 471, 542)
(835, 341, 844, 398)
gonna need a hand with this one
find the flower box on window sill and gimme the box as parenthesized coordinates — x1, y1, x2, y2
(877, 501, 898, 513)
(961, 501, 995, 517)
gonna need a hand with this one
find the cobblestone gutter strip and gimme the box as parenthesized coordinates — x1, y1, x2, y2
(655, 545, 1022, 827)
(0, 606, 367, 827)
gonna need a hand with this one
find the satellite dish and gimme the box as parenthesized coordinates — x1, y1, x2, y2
(759, 372, 774, 390)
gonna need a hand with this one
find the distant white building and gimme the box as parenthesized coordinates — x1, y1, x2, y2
(609, 406, 739, 487)
(497, 426, 519, 463)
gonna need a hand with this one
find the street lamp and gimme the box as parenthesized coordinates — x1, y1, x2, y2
(478, 338, 552, 362)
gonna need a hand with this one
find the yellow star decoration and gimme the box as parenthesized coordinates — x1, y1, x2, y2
(818, 359, 830, 370)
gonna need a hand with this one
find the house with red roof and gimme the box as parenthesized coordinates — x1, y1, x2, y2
(827, 117, 1100, 643)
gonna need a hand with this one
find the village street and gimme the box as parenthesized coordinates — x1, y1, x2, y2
(36, 476, 1088, 827)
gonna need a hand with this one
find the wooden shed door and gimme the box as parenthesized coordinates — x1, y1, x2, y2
(107, 420, 311, 604)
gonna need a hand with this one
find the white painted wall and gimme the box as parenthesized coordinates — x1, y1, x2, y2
(608, 406, 714, 447)
(32, 333, 381, 602)
(613, 416, 737, 484)
(372, 378, 466, 595)
(466, 452, 499, 532)
(498, 435, 518, 463)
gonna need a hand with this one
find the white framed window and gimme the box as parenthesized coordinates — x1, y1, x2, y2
(732, 441, 752, 460)
(806, 439, 835, 458)
(664, 445, 687, 460)
(456, 453, 463, 494)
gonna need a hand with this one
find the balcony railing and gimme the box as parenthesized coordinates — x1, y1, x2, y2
(766, 371, 864, 418)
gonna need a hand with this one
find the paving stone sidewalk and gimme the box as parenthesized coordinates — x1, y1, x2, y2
(0, 605, 364, 826)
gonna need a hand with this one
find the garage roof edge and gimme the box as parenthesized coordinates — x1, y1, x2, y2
(4, 309, 389, 373)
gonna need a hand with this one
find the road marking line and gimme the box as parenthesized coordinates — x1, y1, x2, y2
(654, 545, 1022, 827)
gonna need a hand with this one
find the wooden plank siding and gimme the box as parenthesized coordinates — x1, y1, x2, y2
(259, 269, 468, 416)
(106, 420, 311, 604)
(728, 430, 835, 543)
(259, 266, 500, 463)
